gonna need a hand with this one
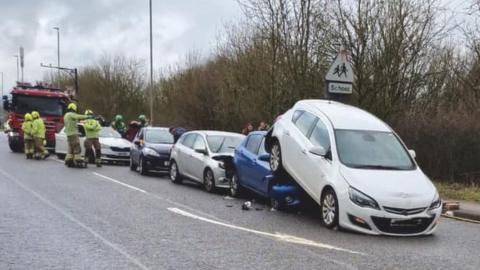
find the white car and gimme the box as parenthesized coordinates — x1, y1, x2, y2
(265, 100, 442, 236)
(55, 124, 132, 164)
(169, 131, 245, 192)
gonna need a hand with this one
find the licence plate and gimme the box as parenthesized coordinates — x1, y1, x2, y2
(164, 161, 170, 166)
(117, 152, 129, 156)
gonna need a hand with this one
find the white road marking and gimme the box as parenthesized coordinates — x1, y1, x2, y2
(168, 207, 364, 255)
(93, 172, 147, 193)
(0, 169, 150, 270)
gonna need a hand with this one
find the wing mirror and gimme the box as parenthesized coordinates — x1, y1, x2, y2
(258, 153, 270, 162)
(408, 149, 416, 159)
(195, 148, 208, 155)
(309, 146, 327, 157)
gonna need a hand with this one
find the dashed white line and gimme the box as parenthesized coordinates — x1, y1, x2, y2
(168, 207, 365, 256)
(0, 168, 150, 270)
(93, 172, 147, 193)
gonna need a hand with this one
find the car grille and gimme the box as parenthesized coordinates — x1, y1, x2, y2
(371, 216, 434, 234)
(383, 206, 426, 216)
(110, 146, 130, 152)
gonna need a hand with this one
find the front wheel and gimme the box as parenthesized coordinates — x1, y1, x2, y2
(269, 140, 285, 176)
(204, 169, 215, 193)
(138, 156, 148, 175)
(270, 198, 283, 211)
(321, 188, 339, 229)
(170, 161, 182, 184)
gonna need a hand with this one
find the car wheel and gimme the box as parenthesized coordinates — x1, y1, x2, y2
(321, 188, 339, 229)
(130, 157, 137, 171)
(138, 156, 148, 175)
(270, 198, 283, 211)
(229, 172, 242, 197)
(204, 169, 215, 193)
(170, 161, 182, 184)
(270, 140, 285, 176)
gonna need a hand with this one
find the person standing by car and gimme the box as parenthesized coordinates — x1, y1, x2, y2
(31, 111, 49, 160)
(169, 127, 187, 143)
(111, 114, 127, 137)
(21, 113, 34, 159)
(64, 103, 90, 167)
(242, 122, 254, 135)
(257, 121, 270, 131)
(84, 110, 102, 167)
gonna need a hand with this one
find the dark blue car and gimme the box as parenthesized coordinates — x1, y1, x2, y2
(231, 131, 301, 210)
(130, 127, 174, 175)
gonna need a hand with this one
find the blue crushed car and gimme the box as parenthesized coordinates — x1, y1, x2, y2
(231, 131, 301, 210)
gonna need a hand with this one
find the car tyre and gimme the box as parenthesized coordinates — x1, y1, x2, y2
(170, 161, 183, 184)
(229, 172, 243, 197)
(270, 140, 285, 176)
(138, 156, 149, 175)
(321, 188, 339, 229)
(130, 157, 137, 171)
(204, 168, 215, 193)
(270, 198, 283, 211)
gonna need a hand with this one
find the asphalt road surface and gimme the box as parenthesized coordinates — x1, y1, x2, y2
(0, 135, 479, 270)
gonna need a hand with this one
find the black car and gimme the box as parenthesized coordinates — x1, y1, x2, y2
(130, 127, 174, 175)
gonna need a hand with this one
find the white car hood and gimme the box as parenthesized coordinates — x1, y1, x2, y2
(340, 165, 436, 209)
(99, 137, 132, 148)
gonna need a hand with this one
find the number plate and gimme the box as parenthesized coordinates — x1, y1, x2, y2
(117, 152, 129, 156)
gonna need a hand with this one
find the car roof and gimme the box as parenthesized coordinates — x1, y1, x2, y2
(190, 130, 245, 137)
(143, 127, 169, 131)
(297, 99, 391, 132)
(248, 131, 267, 136)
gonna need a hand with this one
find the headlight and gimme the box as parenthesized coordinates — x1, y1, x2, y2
(144, 147, 160, 157)
(349, 186, 380, 210)
(429, 192, 442, 210)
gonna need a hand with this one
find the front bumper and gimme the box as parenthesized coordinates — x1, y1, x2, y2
(212, 166, 230, 188)
(270, 184, 302, 208)
(340, 199, 442, 236)
(101, 148, 130, 163)
(143, 154, 171, 171)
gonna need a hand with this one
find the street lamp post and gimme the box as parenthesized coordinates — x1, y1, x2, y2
(1, 72, 3, 97)
(149, 0, 154, 125)
(14, 55, 19, 82)
(53, 27, 60, 86)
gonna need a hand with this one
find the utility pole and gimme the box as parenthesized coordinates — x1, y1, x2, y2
(14, 55, 19, 82)
(149, 0, 154, 125)
(19, 47, 24, 83)
(53, 27, 60, 84)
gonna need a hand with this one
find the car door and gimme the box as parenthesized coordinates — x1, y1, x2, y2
(254, 138, 271, 195)
(299, 118, 333, 201)
(177, 133, 197, 179)
(189, 134, 208, 182)
(55, 128, 67, 154)
(241, 134, 264, 192)
(284, 110, 317, 193)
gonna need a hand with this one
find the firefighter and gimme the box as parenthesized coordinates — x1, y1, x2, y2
(64, 103, 90, 167)
(84, 110, 102, 167)
(21, 113, 34, 159)
(111, 114, 127, 137)
(31, 111, 49, 160)
(138, 114, 148, 128)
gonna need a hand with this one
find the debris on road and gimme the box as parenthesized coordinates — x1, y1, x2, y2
(242, 201, 252, 210)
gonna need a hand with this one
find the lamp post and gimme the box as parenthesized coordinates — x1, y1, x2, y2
(53, 27, 60, 85)
(14, 55, 19, 82)
(149, 0, 154, 125)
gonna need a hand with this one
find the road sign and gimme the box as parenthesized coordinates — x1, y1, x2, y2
(325, 48, 353, 95)
(19, 47, 24, 68)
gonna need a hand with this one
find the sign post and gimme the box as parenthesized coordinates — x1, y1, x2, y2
(325, 47, 353, 101)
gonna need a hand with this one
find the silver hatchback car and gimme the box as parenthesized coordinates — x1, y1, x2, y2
(169, 131, 245, 192)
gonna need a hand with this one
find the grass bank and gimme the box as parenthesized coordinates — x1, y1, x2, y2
(434, 181, 480, 203)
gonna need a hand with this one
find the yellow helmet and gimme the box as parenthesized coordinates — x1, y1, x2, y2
(67, 103, 77, 112)
(85, 109, 94, 115)
(24, 113, 33, 121)
(31, 111, 40, 119)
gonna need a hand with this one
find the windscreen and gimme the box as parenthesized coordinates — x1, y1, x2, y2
(207, 135, 243, 154)
(13, 95, 65, 116)
(99, 127, 121, 138)
(145, 129, 174, 144)
(335, 130, 415, 170)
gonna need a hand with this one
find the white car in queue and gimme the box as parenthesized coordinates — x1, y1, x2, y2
(55, 124, 132, 164)
(169, 131, 245, 192)
(265, 100, 442, 236)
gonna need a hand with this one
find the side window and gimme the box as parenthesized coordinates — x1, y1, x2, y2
(182, 134, 197, 148)
(245, 135, 263, 154)
(192, 135, 206, 150)
(310, 119, 331, 150)
(292, 110, 303, 123)
(258, 138, 267, 156)
(294, 111, 316, 137)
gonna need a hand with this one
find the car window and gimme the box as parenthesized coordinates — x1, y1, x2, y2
(192, 135, 207, 150)
(292, 110, 304, 123)
(145, 129, 174, 144)
(309, 119, 330, 150)
(182, 134, 197, 148)
(294, 111, 316, 137)
(258, 138, 267, 156)
(245, 134, 263, 154)
(100, 127, 121, 138)
(207, 135, 243, 153)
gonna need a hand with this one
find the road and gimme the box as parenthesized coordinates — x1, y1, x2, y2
(0, 135, 479, 270)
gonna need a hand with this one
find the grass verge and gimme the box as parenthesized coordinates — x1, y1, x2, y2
(434, 181, 480, 203)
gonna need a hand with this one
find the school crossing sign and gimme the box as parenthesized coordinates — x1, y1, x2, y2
(325, 48, 353, 95)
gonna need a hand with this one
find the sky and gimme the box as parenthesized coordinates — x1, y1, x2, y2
(0, 0, 474, 93)
(0, 0, 242, 92)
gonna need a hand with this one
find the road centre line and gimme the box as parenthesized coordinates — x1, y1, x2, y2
(168, 207, 365, 256)
(93, 172, 147, 193)
(0, 168, 150, 270)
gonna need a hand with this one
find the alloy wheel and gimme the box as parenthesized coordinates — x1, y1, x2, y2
(322, 193, 336, 226)
(270, 144, 280, 172)
(170, 162, 177, 182)
(204, 170, 214, 192)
